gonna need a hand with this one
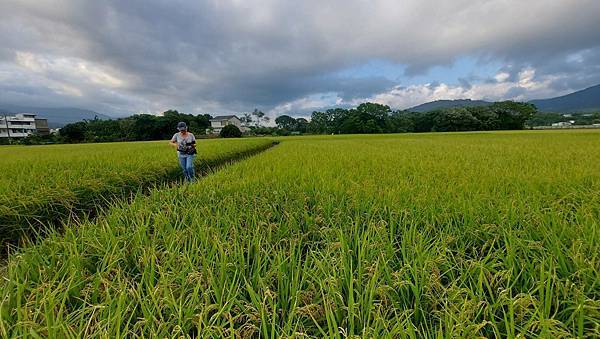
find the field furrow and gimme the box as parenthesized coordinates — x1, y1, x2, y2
(0, 138, 276, 250)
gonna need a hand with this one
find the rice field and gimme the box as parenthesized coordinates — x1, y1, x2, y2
(1, 131, 599, 337)
(0, 138, 275, 248)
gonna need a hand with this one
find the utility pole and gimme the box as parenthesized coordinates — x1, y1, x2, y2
(3, 115, 12, 145)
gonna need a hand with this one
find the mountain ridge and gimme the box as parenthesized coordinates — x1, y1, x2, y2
(407, 99, 492, 112)
(406, 84, 600, 113)
(529, 84, 600, 113)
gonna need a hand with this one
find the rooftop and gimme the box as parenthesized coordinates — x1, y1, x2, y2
(210, 115, 239, 121)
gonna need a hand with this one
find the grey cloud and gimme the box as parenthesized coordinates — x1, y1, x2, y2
(504, 87, 527, 99)
(492, 46, 600, 96)
(1, 0, 599, 115)
(457, 78, 472, 90)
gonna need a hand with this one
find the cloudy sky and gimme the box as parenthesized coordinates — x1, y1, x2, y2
(1, 0, 599, 118)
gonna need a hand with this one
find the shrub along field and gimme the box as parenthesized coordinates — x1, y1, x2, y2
(1, 131, 599, 337)
(0, 138, 275, 249)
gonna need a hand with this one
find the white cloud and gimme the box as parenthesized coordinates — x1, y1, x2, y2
(0, 1, 599, 114)
(356, 67, 568, 109)
(268, 92, 341, 117)
(15, 52, 126, 88)
(494, 72, 510, 82)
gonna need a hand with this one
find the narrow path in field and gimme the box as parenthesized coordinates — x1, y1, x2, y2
(1, 140, 278, 258)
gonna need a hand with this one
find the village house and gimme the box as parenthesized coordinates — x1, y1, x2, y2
(209, 115, 246, 134)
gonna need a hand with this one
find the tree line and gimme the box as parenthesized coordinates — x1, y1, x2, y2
(57, 108, 276, 143)
(58, 110, 211, 143)
(301, 101, 537, 134)
(16, 100, 540, 144)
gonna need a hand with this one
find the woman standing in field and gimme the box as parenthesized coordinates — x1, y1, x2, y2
(169, 122, 197, 182)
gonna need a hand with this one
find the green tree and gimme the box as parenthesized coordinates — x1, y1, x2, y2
(470, 106, 499, 130)
(355, 102, 391, 125)
(220, 124, 242, 138)
(309, 111, 329, 133)
(295, 118, 309, 133)
(492, 101, 537, 130)
(325, 108, 348, 134)
(432, 107, 480, 132)
(59, 121, 88, 142)
(388, 111, 415, 132)
(275, 115, 297, 130)
(412, 112, 436, 132)
(131, 114, 160, 140)
(339, 109, 363, 134)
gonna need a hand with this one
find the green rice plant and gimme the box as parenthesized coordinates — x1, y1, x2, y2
(1, 130, 599, 337)
(0, 138, 275, 249)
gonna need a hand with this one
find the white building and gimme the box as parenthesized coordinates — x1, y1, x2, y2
(209, 115, 246, 134)
(551, 121, 575, 127)
(1, 113, 39, 138)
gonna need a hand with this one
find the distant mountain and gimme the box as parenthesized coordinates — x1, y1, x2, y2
(0, 104, 110, 128)
(529, 84, 600, 113)
(407, 99, 492, 112)
(406, 84, 600, 114)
